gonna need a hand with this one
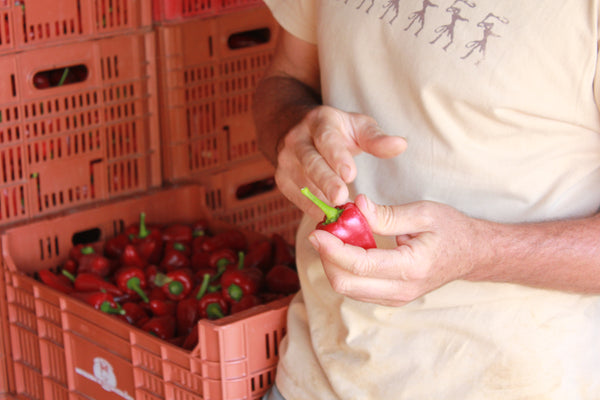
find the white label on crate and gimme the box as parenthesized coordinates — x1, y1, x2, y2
(75, 357, 135, 400)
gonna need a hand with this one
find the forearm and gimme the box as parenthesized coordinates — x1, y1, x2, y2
(468, 213, 600, 293)
(253, 75, 322, 165)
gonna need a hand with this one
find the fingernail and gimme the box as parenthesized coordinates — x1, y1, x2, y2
(308, 234, 320, 250)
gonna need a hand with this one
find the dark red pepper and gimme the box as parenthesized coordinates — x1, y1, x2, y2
(182, 325, 199, 350)
(144, 264, 162, 289)
(191, 219, 211, 238)
(148, 299, 176, 317)
(129, 212, 163, 264)
(265, 264, 300, 295)
(120, 244, 147, 269)
(155, 269, 194, 301)
(230, 293, 262, 314)
(191, 251, 211, 271)
(103, 232, 131, 259)
(220, 252, 264, 303)
(208, 248, 238, 270)
(160, 242, 191, 272)
(201, 229, 247, 253)
(141, 315, 176, 340)
(62, 270, 123, 296)
(196, 273, 229, 319)
(244, 240, 273, 273)
(69, 244, 95, 263)
(115, 266, 150, 303)
(301, 187, 376, 249)
(161, 224, 193, 244)
(38, 269, 73, 294)
(176, 297, 199, 337)
(77, 250, 113, 278)
(271, 233, 295, 267)
(117, 301, 149, 327)
(71, 291, 125, 315)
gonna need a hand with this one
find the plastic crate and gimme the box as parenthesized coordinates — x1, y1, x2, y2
(152, 0, 263, 23)
(1, 185, 291, 400)
(0, 253, 13, 397)
(199, 158, 302, 245)
(0, 29, 161, 227)
(0, 0, 152, 55)
(156, 5, 279, 181)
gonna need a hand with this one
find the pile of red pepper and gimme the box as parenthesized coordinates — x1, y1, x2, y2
(36, 213, 300, 350)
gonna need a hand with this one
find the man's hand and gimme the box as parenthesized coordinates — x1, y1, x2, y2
(276, 106, 407, 221)
(307, 194, 491, 306)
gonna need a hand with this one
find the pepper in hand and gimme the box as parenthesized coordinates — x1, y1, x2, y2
(300, 187, 377, 249)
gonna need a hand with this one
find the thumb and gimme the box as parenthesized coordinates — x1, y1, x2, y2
(350, 116, 407, 159)
(355, 194, 426, 236)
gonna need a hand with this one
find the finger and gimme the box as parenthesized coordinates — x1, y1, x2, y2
(308, 229, 414, 280)
(355, 195, 435, 236)
(349, 114, 407, 159)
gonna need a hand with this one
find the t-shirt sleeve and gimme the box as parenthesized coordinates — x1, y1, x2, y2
(263, 0, 318, 44)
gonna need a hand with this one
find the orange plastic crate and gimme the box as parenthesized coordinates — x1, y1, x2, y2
(156, 5, 279, 181)
(0, 255, 13, 397)
(0, 0, 152, 55)
(1, 185, 291, 400)
(0, 29, 161, 226)
(152, 0, 263, 23)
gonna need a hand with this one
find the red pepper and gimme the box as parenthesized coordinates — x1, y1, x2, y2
(62, 270, 123, 296)
(148, 286, 168, 301)
(69, 244, 95, 263)
(148, 299, 177, 317)
(120, 244, 147, 269)
(230, 293, 262, 314)
(244, 240, 274, 272)
(155, 269, 194, 301)
(176, 297, 199, 337)
(196, 273, 229, 319)
(161, 224, 193, 244)
(301, 187, 376, 249)
(265, 264, 300, 294)
(71, 291, 125, 315)
(117, 302, 149, 327)
(191, 251, 211, 271)
(201, 229, 247, 253)
(220, 252, 264, 303)
(38, 269, 73, 294)
(115, 266, 150, 303)
(191, 219, 211, 237)
(182, 325, 199, 350)
(191, 235, 210, 255)
(103, 232, 131, 259)
(129, 212, 163, 264)
(165, 241, 192, 257)
(141, 315, 176, 340)
(160, 243, 191, 272)
(208, 248, 238, 270)
(62, 258, 78, 275)
(271, 233, 295, 267)
(77, 250, 113, 278)
(144, 264, 162, 289)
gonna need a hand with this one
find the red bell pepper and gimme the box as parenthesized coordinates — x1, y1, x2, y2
(117, 301, 149, 327)
(230, 293, 262, 314)
(191, 251, 211, 271)
(141, 315, 176, 340)
(62, 270, 123, 296)
(129, 212, 163, 264)
(243, 240, 273, 273)
(144, 264, 162, 289)
(176, 297, 199, 337)
(114, 265, 150, 303)
(208, 248, 238, 270)
(271, 233, 296, 267)
(300, 187, 376, 249)
(69, 244, 95, 263)
(195, 273, 229, 319)
(71, 291, 125, 315)
(220, 252, 264, 303)
(62, 258, 78, 274)
(160, 243, 191, 272)
(192, 219, 211, 238)
(155, 269, 194, 301)
(120, 244, 146, 269)
(103, 232, 131, 259)
(161, 223, 193, 244)
(265, 264, 300, 294)
(38, 269, 73, 294)
(201, 229, 247, 253)
(182, 325, 199, 350)
(148, 299, 176, 317)
(77, 250, 113, 278)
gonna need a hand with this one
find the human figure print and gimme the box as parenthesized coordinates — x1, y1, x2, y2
(462, 13, 509, 64)
(357, 0, 375, 13)
(430, 0, 474, 50)
(380, 0, 400, 25)
(404, 0, 438, 37)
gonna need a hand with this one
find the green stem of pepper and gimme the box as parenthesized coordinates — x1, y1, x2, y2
(300, 187, 343, 225)
(127, 276, 149, 303)
(138, 212, 150, 239)
(196, 273, 211, 300)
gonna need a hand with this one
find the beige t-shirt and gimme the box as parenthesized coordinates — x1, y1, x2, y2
(263, 1, 600, 399)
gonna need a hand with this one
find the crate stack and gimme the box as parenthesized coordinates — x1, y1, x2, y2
(0, 2, 303, 400)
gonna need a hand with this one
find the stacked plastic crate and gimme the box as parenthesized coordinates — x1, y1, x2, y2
(0, 0, 158, 398)
(0, 2, 301, 400)
(154, 1, 302, 245)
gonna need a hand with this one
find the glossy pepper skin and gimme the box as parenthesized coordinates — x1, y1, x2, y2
(115, 266, 150, 303)
(118, 301, 149, 327)
(128, 212, 163, 264)
(103, 232, 131, 259)
(195, 273, 229, 319)
(160, 243, 191, 272)
(38, 269, 73, 294)
(155, 269, 194, 301)
(62, 270, 123, 296)
(141, 315, 176, 340)
(220, 252, 264, 303)
(77, 250, 113, 278)
(301, 187, 376, 249)
(71, 291, 125, 315)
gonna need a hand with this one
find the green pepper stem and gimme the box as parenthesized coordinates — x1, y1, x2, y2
(228, 284, 244, 302)
(168, 280, 184, 296)
(237, 251, 245, 270)
(300, 187, 342, 225)
(138, 212, 149, 239)
(196, 273, 211, 300)
(127, 277, 149, 303)
(62, 269, 75, 282)
(206, 303, 225, 320)
(81, 246, 95, 255)
(100, 301, 125, 315)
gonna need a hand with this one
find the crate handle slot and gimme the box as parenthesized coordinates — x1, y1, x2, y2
(227, 27, 271, 50)
(33, 64, 89, 89)
(235, 176, 276, 200)
(71, 227, 101, 246)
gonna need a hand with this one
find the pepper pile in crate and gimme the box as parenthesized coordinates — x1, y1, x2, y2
(36, 213, 300, 350)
